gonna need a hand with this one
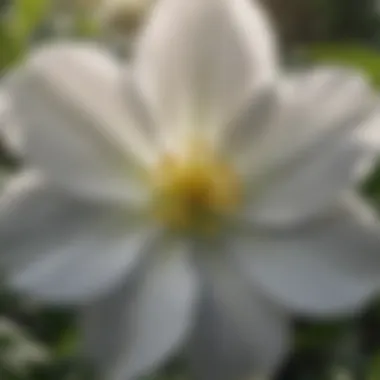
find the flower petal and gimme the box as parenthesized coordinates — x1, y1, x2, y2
(220, 84, 278, 156)
(134, 0, 277, 146)
(81, 240, 198, 380)
(188, 252, 290, 380)
(242, 67, 380, 226)
(234, 194, 380, 317)
(0, 171, 154, 304)
(8, 43, 156, 203)
(0, 85, 23, 157)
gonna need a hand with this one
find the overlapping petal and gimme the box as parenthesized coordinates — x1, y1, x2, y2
(81, 242, 198, 380)
(134, 0, 277, 147)
(234, 194, 380, 317)
(188, 252, 290, 380)
(7, 43, 157, 204)
(240, 68, 380, 226)
(0, 85, 23, 157)
(0, 171, 155, 304)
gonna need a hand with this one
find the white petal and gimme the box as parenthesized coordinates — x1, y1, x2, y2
(0, 86, 8, 115)
(0, 171, 68, 274)
(121, 72, 161, 148)
(82, 240, 199, 380)
(0, 171, 154, 304)
(0, 85, 23, 157)
(9, 43, 156, 203)
(242, 67, 380, 226)
(11, 226, 156, 304)
(258, 67, 376, 163)
(188, 252, 290, 380)
(80, 277, 133, 372)
(220, 84, 278, 156)
(134, 0, 277, 146)
(247, 133, 371, 226)
(234, 195, 380, 317)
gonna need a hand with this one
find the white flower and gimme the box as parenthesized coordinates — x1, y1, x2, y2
(2, 0, 380, 379)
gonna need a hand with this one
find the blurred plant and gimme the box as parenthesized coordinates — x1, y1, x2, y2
(302, 43, 380, 87)
(0, 317, 50, 378)
(97, 0, 154, 36)
(316, 0, 380, 42)
(264, 0, 380, 49)
(47, 0, 101, 38)
(0, 0, 49, 73)
(96, 0, 155, 56)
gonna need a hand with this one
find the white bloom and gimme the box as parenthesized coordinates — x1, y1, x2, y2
(2, 0, 380, 379)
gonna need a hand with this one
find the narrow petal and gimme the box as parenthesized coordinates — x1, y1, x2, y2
(234, 195, 380, 317)
(220, 84, 278, 156)
(121, 72, 161, 148)
(0, 171, 154, 304)
(8, 43, 156, 203)
(81, 241, 199, 380)
(188, 252, 290, 380)
(241, 67, 380, 226)
(0, 86, 23, 157)
(134, 0, 277, 146)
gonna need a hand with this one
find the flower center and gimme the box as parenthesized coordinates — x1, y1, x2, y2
(150, 143, 241, 233)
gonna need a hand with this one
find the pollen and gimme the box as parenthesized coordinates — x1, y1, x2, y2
(150, 142, 241, 233)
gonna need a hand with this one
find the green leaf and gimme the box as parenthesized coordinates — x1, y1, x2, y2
(10, 0, 50, 43)
(0, 0, 50, 71)
(367, 353, 380, 380)
(0, 22, 23, 73)
(73, 13, 100, 38)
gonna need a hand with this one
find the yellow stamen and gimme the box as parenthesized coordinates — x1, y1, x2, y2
(150, 141, 241, 233)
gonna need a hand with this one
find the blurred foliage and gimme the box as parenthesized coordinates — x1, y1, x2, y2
(265, 0, 380, 48)
(1, 0, 380, 379)
(314, 0, 380, 42)
(0, 0, 98, 74)
(303, 44, 380, 88)
(0, 0, 49, 72)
